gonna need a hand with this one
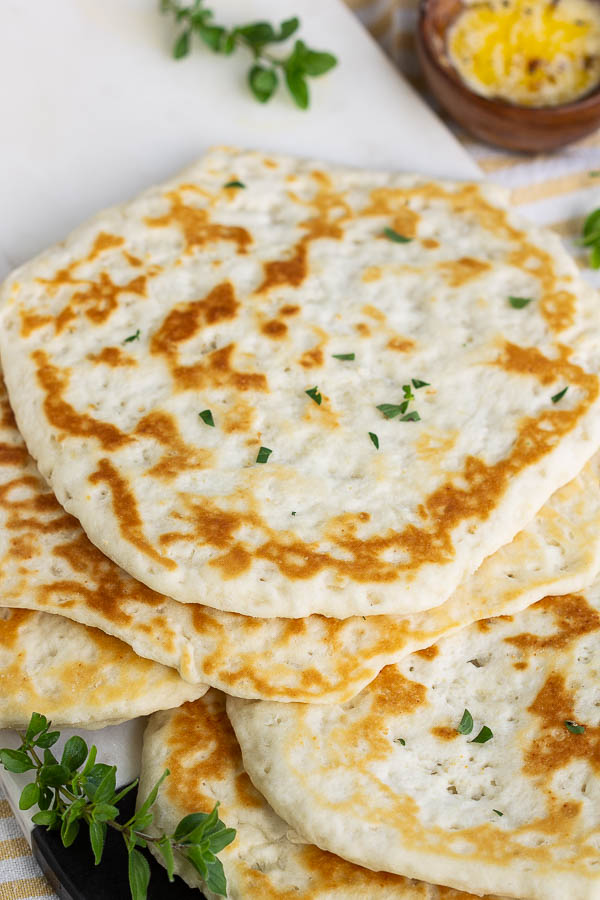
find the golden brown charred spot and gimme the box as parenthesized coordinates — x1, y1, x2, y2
(36, 531, 165, 626)
(0, 442, 29, 467)
(89, 459, 176, 570)
(415, 644, 439, 660)
(438, 257, 491, 287)
(165, 693, 240, 814)
(431, 725, 460, 740)
(387, 336, 415, 353)
(36, 266, 81, 296)
(257, 242, 309, 294)
(234, 772, 263, 809)
(416, 430, 458, 463)
(151, 282, 239, 352)
(355, 322, 371, 337)
(210, 545, 253, 579)
(362, 266, 382, 283)
(32, 351, 131, 451)
(280, 304, 300, 316)
(35, 238, 146, 334)
(299, 346, 324, 369)
(373, 665, 427, 715)
(362, 304, 387, 323)
(422, 238, 440, 249)
(86, 232, 124, 261)
(508, 246, 576, 333)
(10, 532, 38, 561)
(238, 842, 419, 898)
(19, 311, 53, 337)
(222, 400, 255, 435)
(123, 251, 142, 267)
(256, 177, 350, 294)
(145, 190, 251, 255)
(0, 474, 75, 535)
(87, 347, 137, 367)
(524, 671, 600, 775)
(298, 844, 423, 896)
(150, 282, 267, 393)
(0, 392, 17, 431)
(133, 411, 212, 481)
(54, 272, 147, 333)
(505, 594, 600, 655)
(35, 231, 123, 293)
(477, 614, 513, 632)
(171, 343, 267, 394)
(0, 608, 32, 648)
(261, 319, 288, 339)
(329, 666, 427, 763)
(361, 189, 420, 239)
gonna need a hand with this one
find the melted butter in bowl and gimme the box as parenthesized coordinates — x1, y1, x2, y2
(448, 0, 600, 106)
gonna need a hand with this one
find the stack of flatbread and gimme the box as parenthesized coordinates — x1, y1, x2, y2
(2, 147, 600, 898)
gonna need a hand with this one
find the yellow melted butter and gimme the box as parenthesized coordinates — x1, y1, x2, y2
(448, 0, 600, 106)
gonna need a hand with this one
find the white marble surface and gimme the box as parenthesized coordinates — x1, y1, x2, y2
(0, 0, 478, 279)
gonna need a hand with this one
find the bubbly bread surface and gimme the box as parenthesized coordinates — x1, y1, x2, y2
(2, 357, 600, 701)
(228, 577, 600, 899)
(139, 691, 505, 899)
(0, 606, 207, 728)
(2, 148, 600, 617)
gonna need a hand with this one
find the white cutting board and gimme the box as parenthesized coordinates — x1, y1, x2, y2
(0, 0, 478, 277)
(0, 0, 478, 833)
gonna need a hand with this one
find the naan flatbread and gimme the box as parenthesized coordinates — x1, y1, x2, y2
(140, 691, 505, 899)
(2, 366, 600, 702)
(228, 579, 600, 899)
(0, 607, 207, 729)
(2, 148, 600, 617)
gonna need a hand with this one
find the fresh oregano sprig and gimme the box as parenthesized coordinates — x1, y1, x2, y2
(581, 208, 600, 269)
(0, 713, 235, 899)
(160, 0, 337, 108)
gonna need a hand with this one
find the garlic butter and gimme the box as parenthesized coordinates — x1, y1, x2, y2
(448, 0, 600, 106)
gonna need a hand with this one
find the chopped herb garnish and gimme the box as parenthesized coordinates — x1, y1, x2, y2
(400, 411, 421, 422)
(471, 725, 493, 744)
(551, 386, 569, 404)
(457, 709, 474, 735)
(412, 379, 430, 389)
(493, 809, 504, 817)
(199, 409, 215, 427)
(305, 386, 322, 405)
(256, 446, 272, 464)
(224, 180, 245, 189)
(291, 511, 296, 516)
(383, 227, 412, 243)
(581, 208, 600, 268)
(509, 296, 533, 309)
(395, 738, 406, 746)
(332, 353, 355, 361)
(402, 384, 415, 403)
(590, 171, 600, 177)
(565, 720, 585, 734)
(369, 432, 379, 449)
(123, 329, 141, 343)
(161, 2, 337, 109)
(376, 403, 404, 419)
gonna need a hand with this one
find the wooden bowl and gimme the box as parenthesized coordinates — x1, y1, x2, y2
(416, 0, 600, 152)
